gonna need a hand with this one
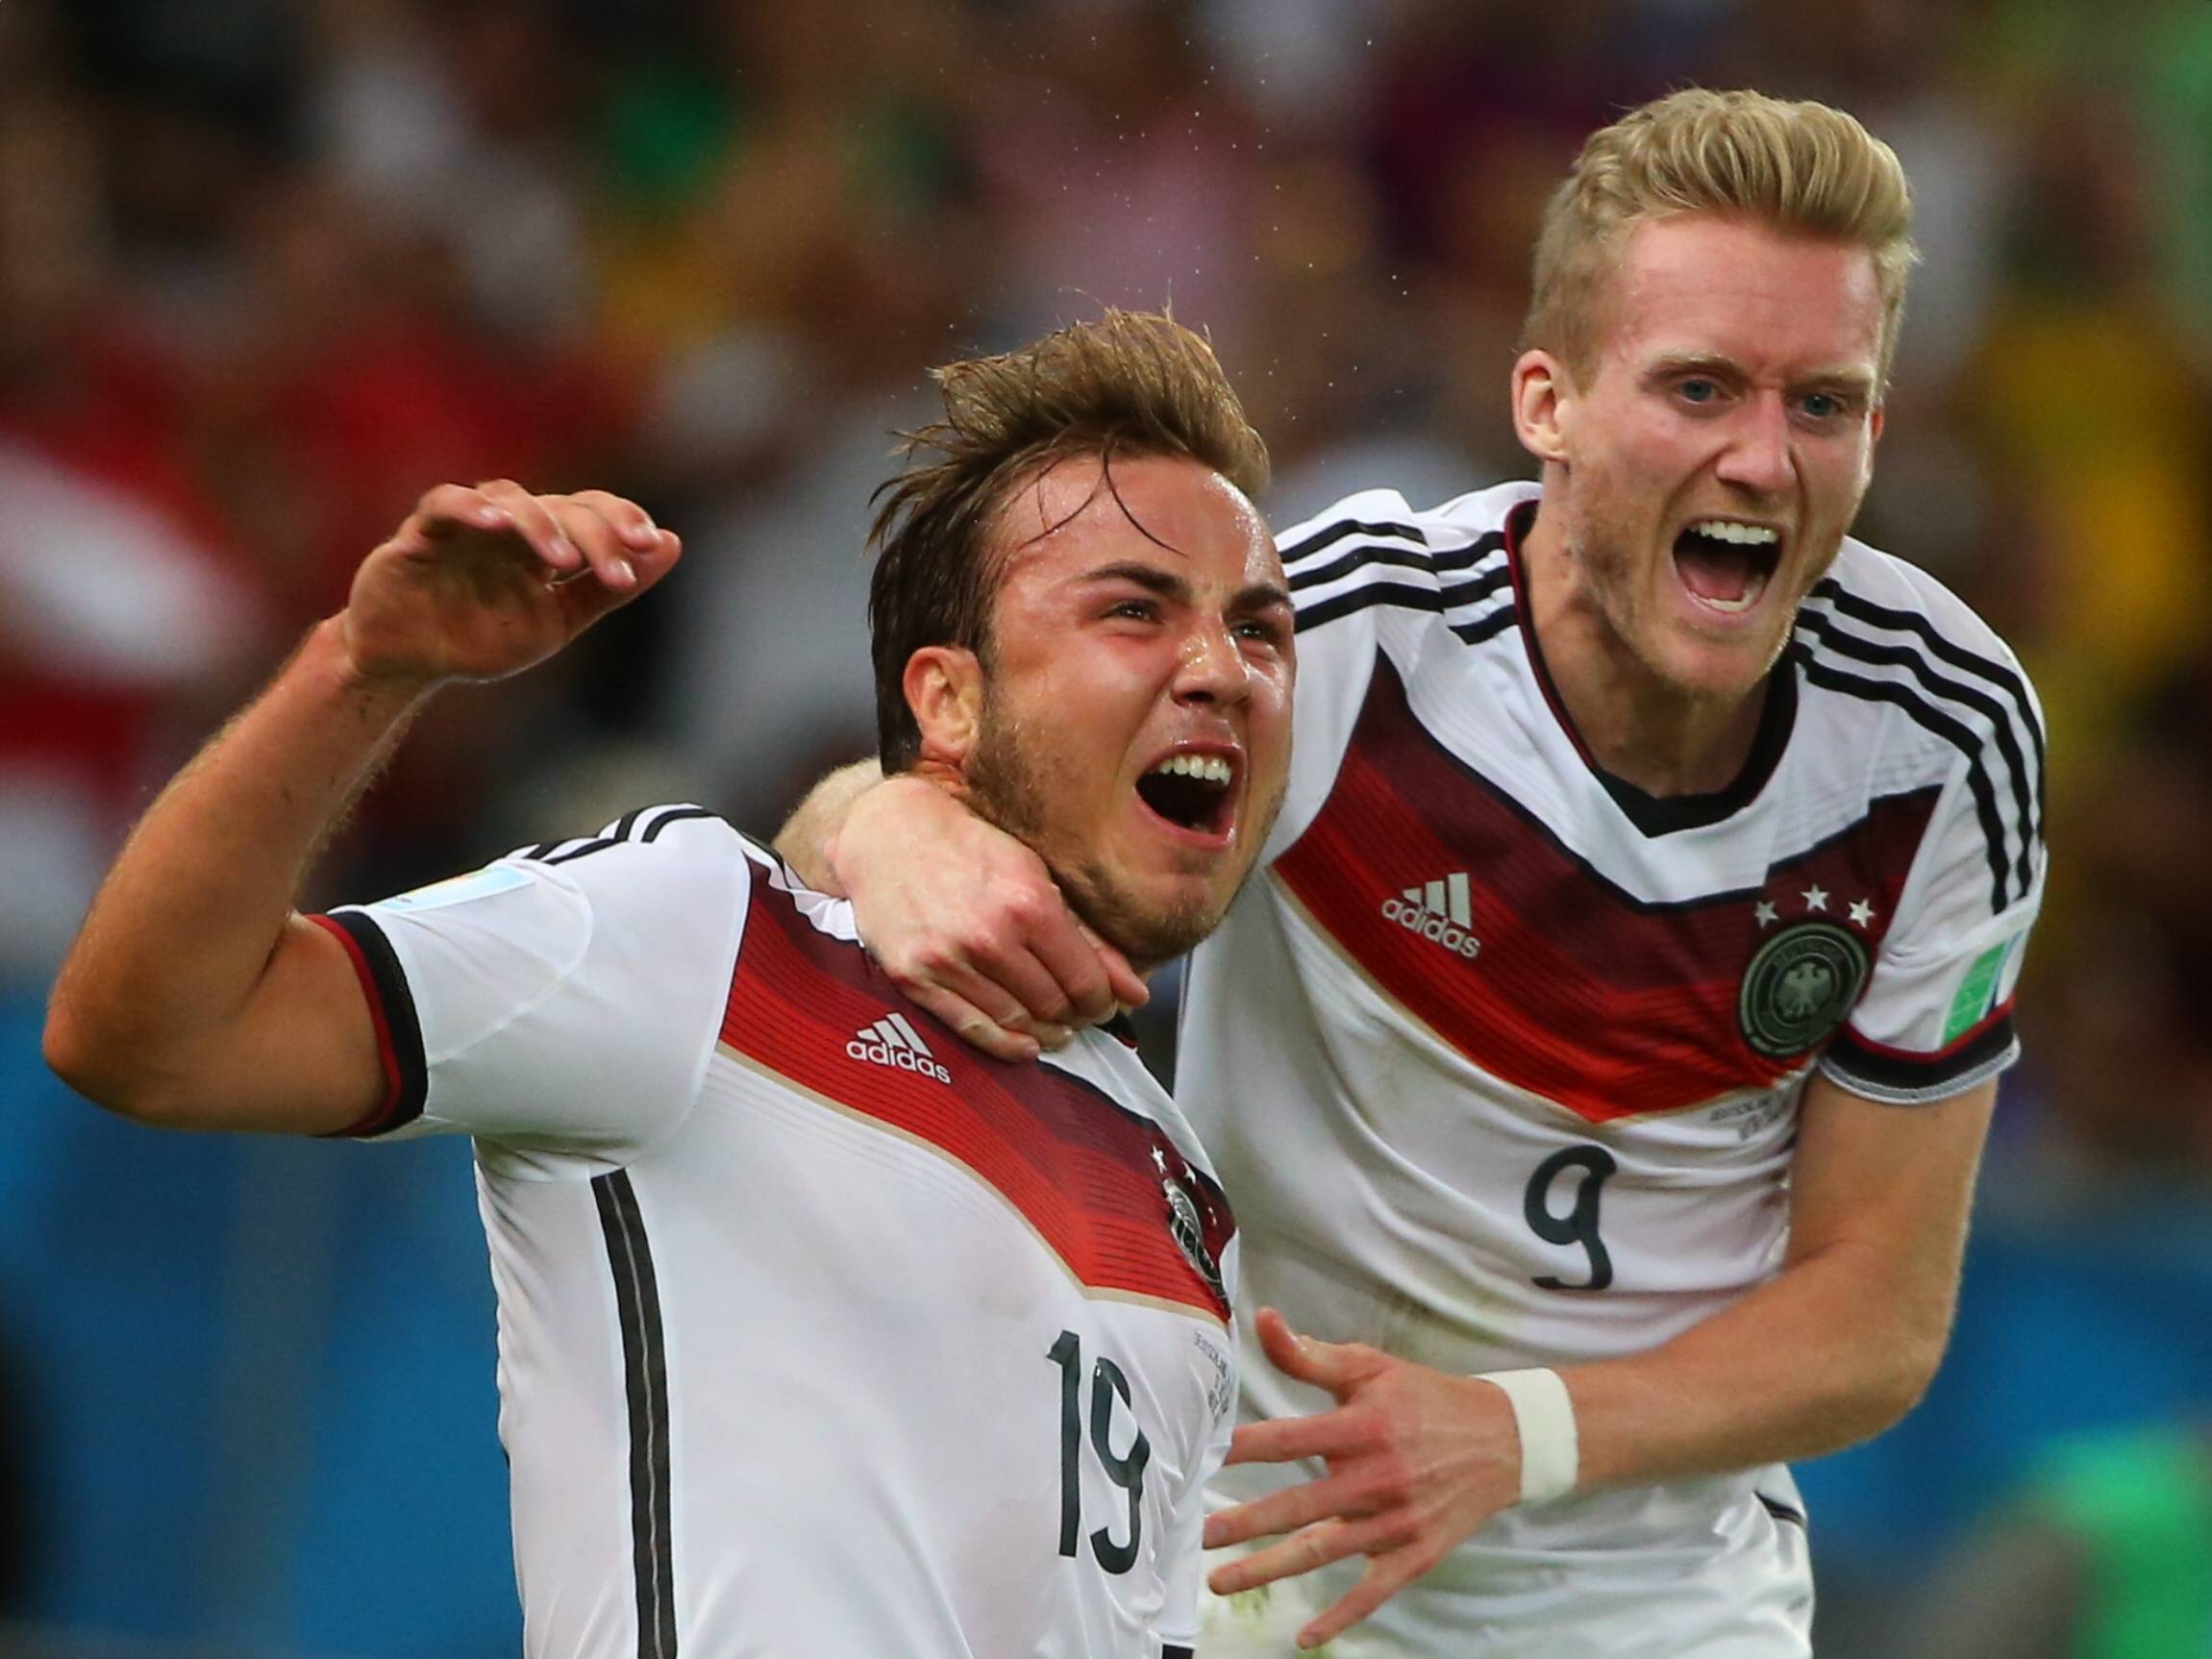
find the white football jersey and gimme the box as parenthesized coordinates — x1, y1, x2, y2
(311, 809, 1238, 1659)
(1179, 482, 2045, 1653)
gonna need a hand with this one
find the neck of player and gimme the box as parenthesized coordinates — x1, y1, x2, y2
(1521, 508, 1772, 800)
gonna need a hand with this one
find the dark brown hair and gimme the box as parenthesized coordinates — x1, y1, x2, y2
(867, 308, 1269, 771)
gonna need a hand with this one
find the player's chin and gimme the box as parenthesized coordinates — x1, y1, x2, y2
(1105, 879, 1230, 967)
(1652, 619, 1789, 702)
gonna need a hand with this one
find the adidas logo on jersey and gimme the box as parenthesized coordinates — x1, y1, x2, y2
(847, 1012, 954, 1084)
(1380, 874, 1481, 959)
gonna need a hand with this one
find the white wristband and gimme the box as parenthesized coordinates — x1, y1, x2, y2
(1477, 1368, 1578, 1505)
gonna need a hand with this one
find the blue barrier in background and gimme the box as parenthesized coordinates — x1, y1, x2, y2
(0, 992, 515, 1656)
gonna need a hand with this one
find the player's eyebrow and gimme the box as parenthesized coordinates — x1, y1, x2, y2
(1081, 560, 1187, 598)
(1080, 563, 1294, 617)
(1231, 580, 1295, 616)
(1648, 352, 1877, 396)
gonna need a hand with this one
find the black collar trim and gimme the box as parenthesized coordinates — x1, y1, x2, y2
(1506, 501, 1799, 838)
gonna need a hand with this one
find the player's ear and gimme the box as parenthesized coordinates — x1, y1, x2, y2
(1512, 348, 1572, 467)
(904, 646, 984, 767)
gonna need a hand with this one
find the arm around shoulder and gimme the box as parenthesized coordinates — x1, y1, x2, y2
(771, 758, 883, 891)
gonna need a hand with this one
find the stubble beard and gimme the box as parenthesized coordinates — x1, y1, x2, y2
(1571, 513, 1809, 710)
(966, 698, 1228, 973)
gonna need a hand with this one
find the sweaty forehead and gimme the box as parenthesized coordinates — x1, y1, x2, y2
(1603, 215, 1884, 375)
(997, 453, 1273, 581)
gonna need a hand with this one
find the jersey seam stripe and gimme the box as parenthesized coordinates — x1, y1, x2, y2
(1331, 657, 1946, 914)
(1279, 515, 1431, 565)
(1295, 577, 1518, 634)
(310, 910, 429, 1137)
(1287, 532, 1506, 592)
(1809, 577, 2047, 751)
(1796, 656, 2015, 910)
(1797, 612, 2042, 890)
(1029, 1056, 1233, 1224)
(1269, 877, 1820, 1125)
(593, 1171, 678, 1659)
(715, 1043, 1234, 1323)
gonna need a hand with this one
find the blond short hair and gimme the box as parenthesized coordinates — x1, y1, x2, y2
(1525, 88, 1916, 388)
(868, 309, 1269, 771)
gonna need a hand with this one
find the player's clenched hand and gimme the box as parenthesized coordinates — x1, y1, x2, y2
(833, 776, 1149, 1061)
(1204, 1307, 1521, 1649)
(336, 482, 680, 687)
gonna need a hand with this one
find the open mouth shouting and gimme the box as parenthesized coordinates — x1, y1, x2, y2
(1134, 748, 1239, 846)
(1673, 517, 1783, 617)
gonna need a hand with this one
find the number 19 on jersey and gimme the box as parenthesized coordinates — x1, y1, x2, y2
(1048, 1330, 1151, 1573)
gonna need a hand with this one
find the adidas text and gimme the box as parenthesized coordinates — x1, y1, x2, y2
(1381, 875, 1481, 960)
(846, 1039, 954, 1083)
(847, 1013, 954, 1083)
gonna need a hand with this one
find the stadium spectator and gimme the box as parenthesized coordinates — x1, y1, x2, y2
(45, 312, 1288, 1655)
(784, 89, 2047, 1655)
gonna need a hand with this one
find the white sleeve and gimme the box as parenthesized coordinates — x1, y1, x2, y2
(1265, 483, 1522, 859)
(310, 805, 751, 1153)
(1156, 1241, 1240, 1651)
(1822, 726, 2047, 1105)
(1265, 488, 1426, 858)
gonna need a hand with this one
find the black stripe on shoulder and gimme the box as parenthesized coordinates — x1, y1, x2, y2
(540, 842, 615, 866)
(1809, 577, 2049, 843)
(1451, 606, 1521, 647)
(1797, 611, 2041, 898)
(1811, 577, 2045, 750)
(1165, 1647, 1194, 1659)
(594, 1171, 678, 1659)
(542, 806, 646, 866)
(1797, 655, 2015, 912)
(1757, 1494, 1808, 1530)
(542, 805, 722, 865)
(1822, 1014, 2019, 1105)
(1296, 565, 1515, 635)
(1280, 515, 1429, 565)
(1287, 529, 1505, 593)
(319, 909, 429, 1137)
(640, 805, 722, 843)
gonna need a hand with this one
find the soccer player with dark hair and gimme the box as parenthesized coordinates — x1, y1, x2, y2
(781, 90, 2048, 1655)
(46, 310, 1293, 1656)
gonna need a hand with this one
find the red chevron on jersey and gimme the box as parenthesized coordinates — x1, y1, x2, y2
(1274, 656, 1943, 1121)
(719, 880, 1233, 1321)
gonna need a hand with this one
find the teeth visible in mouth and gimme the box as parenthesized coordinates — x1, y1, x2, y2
(1150, 754, 1233, 786)
(1686, 519, 1779, 546)
(1690, 572, 1771, 613)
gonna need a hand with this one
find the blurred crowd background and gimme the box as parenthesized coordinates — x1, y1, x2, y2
(4, 0, 2211, 1653)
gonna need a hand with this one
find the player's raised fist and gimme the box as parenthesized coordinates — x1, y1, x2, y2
(336, 482, 681, 687)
